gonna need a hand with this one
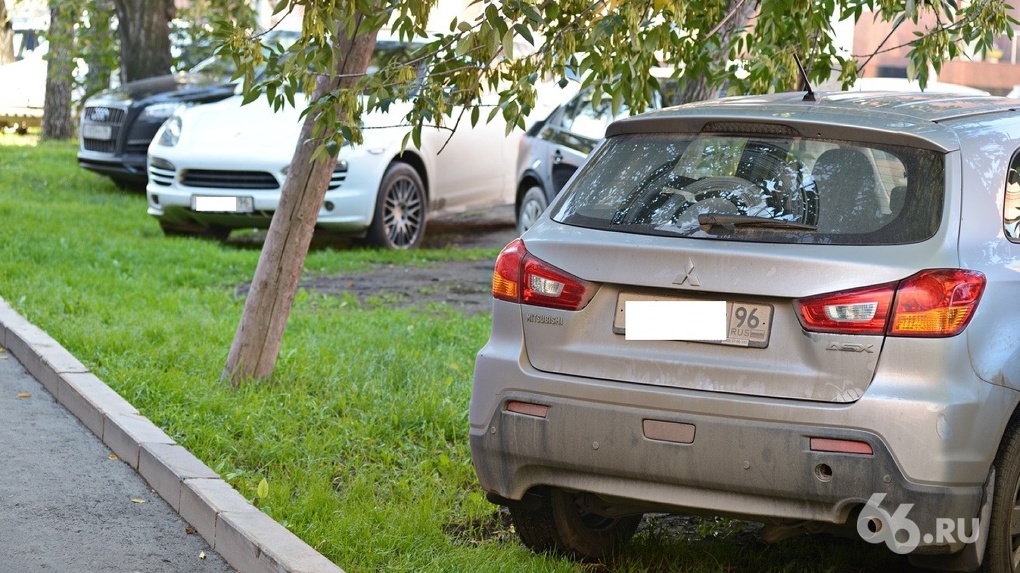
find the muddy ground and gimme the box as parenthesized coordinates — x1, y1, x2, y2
(294, 212, 519, 315)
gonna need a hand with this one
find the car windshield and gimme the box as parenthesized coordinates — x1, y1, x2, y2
(552, 132, 945, 245)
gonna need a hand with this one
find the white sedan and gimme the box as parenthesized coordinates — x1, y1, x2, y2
(145, 55, 521, 249)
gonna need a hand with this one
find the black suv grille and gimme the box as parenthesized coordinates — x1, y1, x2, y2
(81, 106, 126, 153)
(83, 106, 125, 124)
(83, 139, 115, 153)
(181, 170, 279, 190)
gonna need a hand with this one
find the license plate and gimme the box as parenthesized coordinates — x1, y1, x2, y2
(614, 293, 773, 348)
(191, 196, 254, 213)
(82, 124, 112, 140)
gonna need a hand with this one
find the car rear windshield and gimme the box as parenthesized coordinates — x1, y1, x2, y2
(551, 133, 945, 245)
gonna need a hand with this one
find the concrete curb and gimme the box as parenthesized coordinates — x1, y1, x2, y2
(0, 297, 342, 573)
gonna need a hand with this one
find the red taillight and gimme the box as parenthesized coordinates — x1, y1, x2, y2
(795, 269, 985, 337)
(492, 239, 525, 302)
(888, 269, 985, 336)
(795, 282, 896, 335)
(491, 239, 596, 311)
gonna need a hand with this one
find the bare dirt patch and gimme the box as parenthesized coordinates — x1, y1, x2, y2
(299, 257, 500, 315)
(299, 211, 518, 315)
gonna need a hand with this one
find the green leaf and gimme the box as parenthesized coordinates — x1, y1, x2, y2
(256, 478, 269, 499)
(502, 29, 515, 60)
(520, 3, 544, 26)
(513, 24, 534, 47)
(241, 89, 260, 105)
(412, 126, 422, 149)
(484, 4, 500, 27)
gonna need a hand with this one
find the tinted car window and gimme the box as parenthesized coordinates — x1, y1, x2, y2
(552, 133, 944, 245)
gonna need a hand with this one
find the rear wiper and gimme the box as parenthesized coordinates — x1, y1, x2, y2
(698, 214, 817, 231)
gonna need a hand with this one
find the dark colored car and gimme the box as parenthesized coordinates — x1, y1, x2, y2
(514, 85, 673, 235)
(77, 30, 299, 190)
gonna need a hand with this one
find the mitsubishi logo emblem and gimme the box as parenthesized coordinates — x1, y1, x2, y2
(673, 258, 701, 287)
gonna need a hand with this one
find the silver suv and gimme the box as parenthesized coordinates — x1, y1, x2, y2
(470, 91, 1020, 571)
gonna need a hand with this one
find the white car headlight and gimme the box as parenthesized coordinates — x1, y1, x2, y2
(157, 116, 183, 147)
(141, 102, 185, 121)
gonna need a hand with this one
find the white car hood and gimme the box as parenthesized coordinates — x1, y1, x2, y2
(170, 94, 306, 163)
(168, 92, 419, 162)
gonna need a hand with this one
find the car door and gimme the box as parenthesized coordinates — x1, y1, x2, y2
(424, 98, 516, 212)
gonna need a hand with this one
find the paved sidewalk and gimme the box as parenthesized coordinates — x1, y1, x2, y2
(0, 347, 234, 572)
(0, 297, 342, 573)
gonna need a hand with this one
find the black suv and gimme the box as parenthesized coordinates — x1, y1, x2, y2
(77, 30, 299, 190)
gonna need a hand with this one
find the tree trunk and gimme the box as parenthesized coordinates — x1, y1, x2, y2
(0, 0, 14, 65)
(222, 20, 380, 385)
(113, 0, 174, 83)
(41, 2, 76, 140)
(677, 0, 757, 104)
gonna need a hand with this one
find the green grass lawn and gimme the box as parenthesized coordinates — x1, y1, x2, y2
(0, 136, 917, 572)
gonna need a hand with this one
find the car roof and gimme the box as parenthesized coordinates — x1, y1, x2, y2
(607, 91, 1020, 153)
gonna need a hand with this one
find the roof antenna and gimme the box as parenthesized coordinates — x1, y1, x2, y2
(793, 53, 818, 102)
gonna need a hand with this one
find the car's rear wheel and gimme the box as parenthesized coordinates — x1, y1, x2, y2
(982, 420, 1020, 571)
(506, 487, 641, 560)
(158, 221, 231, 241)
(367, 162, 426, 249)
(516, 186, 548, 235)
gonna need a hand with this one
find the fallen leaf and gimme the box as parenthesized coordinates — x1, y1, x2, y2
(131, 498, 147, 504)
(16, 393, 30, 399)
(108, 454, 118, 461)
(185, 526, 196, 535)
(199, 551, 206, 560)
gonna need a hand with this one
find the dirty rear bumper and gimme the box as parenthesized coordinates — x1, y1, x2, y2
(469, 304, 1019, 555)
(471, 391, 983, 531)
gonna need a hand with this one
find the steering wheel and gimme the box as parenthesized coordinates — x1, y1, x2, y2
(681, 176, 761, 207)
(661, 176, 758, 231)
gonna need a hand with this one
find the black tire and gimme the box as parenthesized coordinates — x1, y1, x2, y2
(366, 162, 426, 249)
(982, 421, 1020, 571)
(516, 186, 548, 235)
(158, 221, 231, 241)
(506, 487, 641, 561)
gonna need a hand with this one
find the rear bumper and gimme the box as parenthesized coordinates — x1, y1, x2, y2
(470, 302, 1019, 553)
(472, 390, 983, 531)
